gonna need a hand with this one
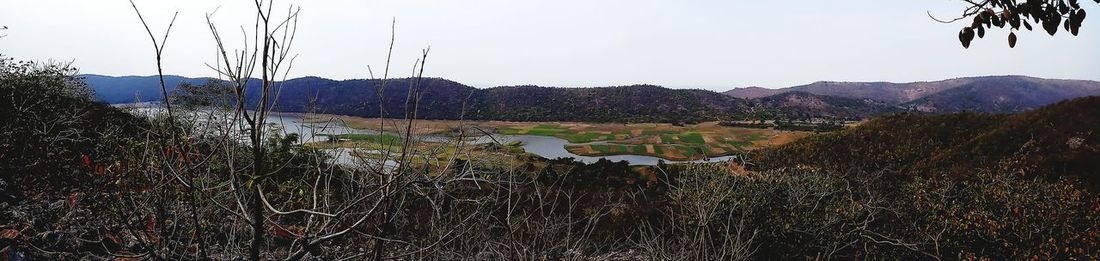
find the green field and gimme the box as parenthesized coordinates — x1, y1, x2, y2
(318, 133, 405, 145)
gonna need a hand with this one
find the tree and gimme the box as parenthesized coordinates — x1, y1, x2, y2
(935, 0, 1094, 48)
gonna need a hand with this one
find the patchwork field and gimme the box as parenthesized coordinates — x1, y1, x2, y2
(295, 113, 810, 161)
(306, 133, 524, 165)
(498, 122, 803, 161)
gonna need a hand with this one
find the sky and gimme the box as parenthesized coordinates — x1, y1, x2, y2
(1, 0, 1098, 90)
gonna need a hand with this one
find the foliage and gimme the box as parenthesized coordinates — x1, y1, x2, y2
(0, 54, 145, 202)
(171, 80, 233, 109)
(951, 0, 1094, 48)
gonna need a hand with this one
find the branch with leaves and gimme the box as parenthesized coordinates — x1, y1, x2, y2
(932, 0, 1093, 48)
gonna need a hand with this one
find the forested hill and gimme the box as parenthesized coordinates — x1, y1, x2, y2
(747, 91, 900, 119)
(225, 77, 748, 123)
(84, 74, 1100, 123)
(472, 85, 751, 122)
(84, 75, 753, 123)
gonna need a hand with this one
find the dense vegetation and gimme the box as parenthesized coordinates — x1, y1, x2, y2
(746, 91, 899, 120)
(749, 96, 1100, 187)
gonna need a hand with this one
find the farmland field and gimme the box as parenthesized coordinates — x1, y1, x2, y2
(497, 122, 804, 160)
(297, 113, 810, 161)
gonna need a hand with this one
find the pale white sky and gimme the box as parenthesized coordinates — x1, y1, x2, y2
(1, 0, 1098, 90)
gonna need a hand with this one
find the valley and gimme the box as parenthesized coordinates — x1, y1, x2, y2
(287, 113, 809, 163)
(5, 0, 1100, 259)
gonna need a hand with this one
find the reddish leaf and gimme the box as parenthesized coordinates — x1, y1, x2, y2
(146, 216, 156, 233)
(81, 154, 92, 168)
(95, 164, 106, 176)
(0, 229, 19, 240)
(1009, 32, 1018, 48)
(106, 232, 122, 245)
(67, 192, 79, 208)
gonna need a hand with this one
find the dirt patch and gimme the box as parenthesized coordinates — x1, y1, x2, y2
(660, 146, 688, 161)
(645, 144, 656, 154)
(570, 145, 598, 155)
(702, 135, 716, 143)
(708, 145, 726, 155)
(764, 132, 808, 147)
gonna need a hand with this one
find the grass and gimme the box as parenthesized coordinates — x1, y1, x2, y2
(319, 133, 405, 145)
(678, 133, 705, 144)
(501, 125, 615, 143)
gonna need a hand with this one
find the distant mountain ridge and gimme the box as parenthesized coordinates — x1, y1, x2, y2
(724, 76, 1100, 113)
(83, 74, 215, 104)
(82, 74, 1100, 123)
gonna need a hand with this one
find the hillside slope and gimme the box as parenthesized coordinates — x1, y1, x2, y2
(747, 92, 900, 119)
(901, 77, 1100, 113)
(750, 96, 1100, 185)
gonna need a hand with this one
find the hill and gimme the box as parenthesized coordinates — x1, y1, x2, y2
(724, 76, 1100, 113)
(243, 77, 752, 123)
(900, 77, 1100, 113)
(470, 85, 750, 123)
(721, 86, 783, 99)
(749, 96, 1100, 186)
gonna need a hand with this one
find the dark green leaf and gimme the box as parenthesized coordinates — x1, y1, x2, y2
(1043, 16, 1061, 35)
(959, 27, 975, 49)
